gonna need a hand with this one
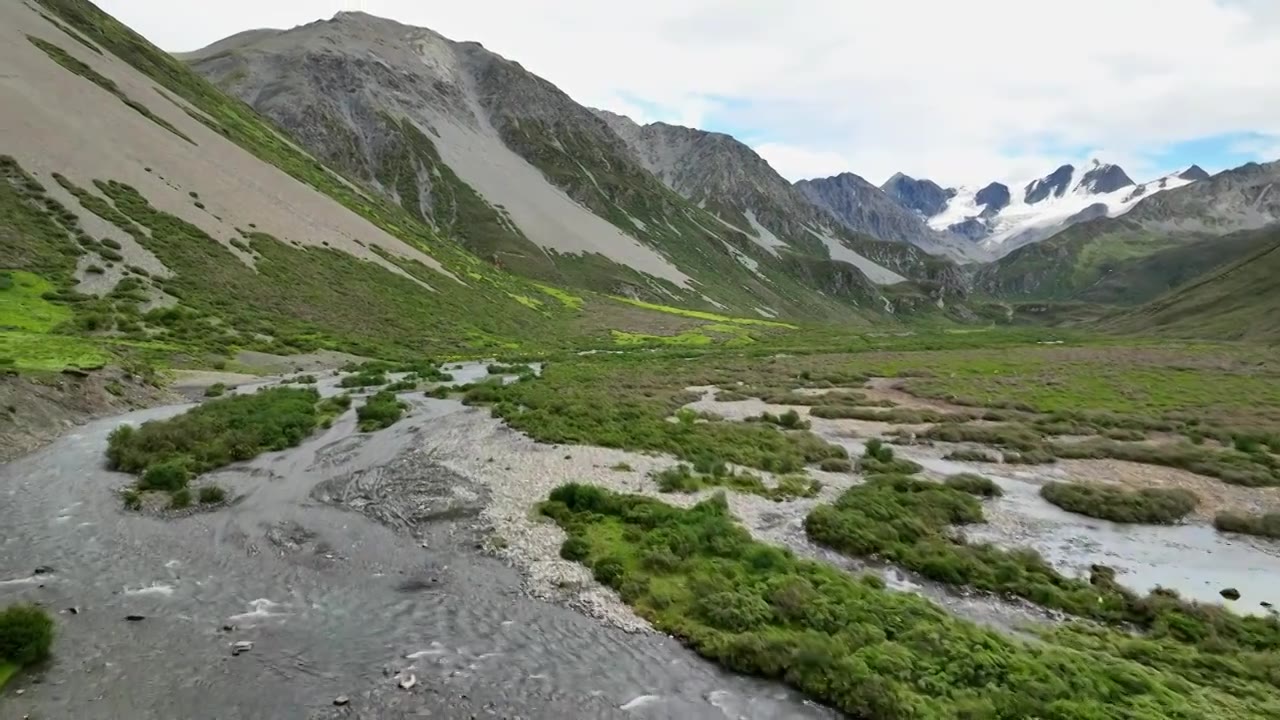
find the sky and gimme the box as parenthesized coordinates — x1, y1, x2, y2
(100, 0, 1280, 187)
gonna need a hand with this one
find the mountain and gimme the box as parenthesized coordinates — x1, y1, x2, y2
(1107, 226, 1280, 341)
(591, 111, 960, 286)
(184, 11, 975, 317)
(795, 173, 987, 262)
(976, 159, 1280, 303)
(888, 160, 1203, 257)
(880, 173, 956, 217)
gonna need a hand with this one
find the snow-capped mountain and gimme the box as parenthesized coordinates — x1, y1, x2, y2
(884, 160, 1209, 256)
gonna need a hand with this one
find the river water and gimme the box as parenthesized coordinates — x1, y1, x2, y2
(0, 366, 832, 719)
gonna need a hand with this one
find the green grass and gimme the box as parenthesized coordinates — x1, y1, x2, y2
(609, 296, 797, 328)
(0, 271, 70, 332)
(462, 355, 849, 475)
(541, 483, 1280, 719)
(0, 661, 16, 691)
(533, 283, 583, 310)
(1041, 482, 1198, 524)
(26, 35, 194, 145)
(612, 329, 713, 347)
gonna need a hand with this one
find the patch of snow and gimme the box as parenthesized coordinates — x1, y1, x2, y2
(742, 209, 788, 255)
(720, 240, 768, 280)
(700, 294, 728, 310)
(803, 227, 907, 285)
(754, 306, 778, 318)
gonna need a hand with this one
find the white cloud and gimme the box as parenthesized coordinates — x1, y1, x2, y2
(101, 0, 1280, 186)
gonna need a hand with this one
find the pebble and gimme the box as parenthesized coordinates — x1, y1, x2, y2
(333, 695, 350, 706)
(231, 640, 254, 656)
(397, 673, 417, 690)
(125, 614, 145, 622)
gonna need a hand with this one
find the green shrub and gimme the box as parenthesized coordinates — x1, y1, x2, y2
(944, 473, 1003, 497)
(100, 237, 122, 250)
(1214, 511, 1280, 539)
(170, 487, 193, 509)
(0, 604, 54, 667)
(610, 462, 634, 472)
(487, 363, 534, 375)
(538, 484, 1276, 718)
(139, 459, 189, 491)
(818, 458, 852, 472)
(857, 441, 923, 475)
(944, 448, 999, 463)
(292, 374, 317, 384)
(356, 390, 408, 432)
(203, 382, 226, 398)
(1041, 482, 1198, 524)
(339, 370, 387, 388)
(107, 387, 321, 479)
(198, 485, 227, 504)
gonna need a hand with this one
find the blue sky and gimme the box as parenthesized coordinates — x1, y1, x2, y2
(106, 0, 1280, 186)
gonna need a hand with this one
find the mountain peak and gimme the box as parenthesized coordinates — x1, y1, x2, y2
(1077, 162, 1134, 195)
(1024, 164, 1075, 204)
(881, 173, 956, 218)
(1179, 164, 1211, 182)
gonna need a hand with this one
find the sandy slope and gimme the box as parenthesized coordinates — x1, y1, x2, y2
(0, 3, 457, 287)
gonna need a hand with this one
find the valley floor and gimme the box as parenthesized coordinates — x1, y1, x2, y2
(4, 340, 1280, 717)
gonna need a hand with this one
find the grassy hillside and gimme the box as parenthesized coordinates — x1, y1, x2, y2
(6, 0, 894, 373)
(1108, 228, 1280, 341)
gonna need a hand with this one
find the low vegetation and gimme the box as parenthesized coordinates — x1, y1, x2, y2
(462, 356, 849, 475)
(541, 484, 1279, 718)
(805, 474, 1280, 653)
(0, 604, 54, 689)
(944, 473, 1004, 497)
(1041, 482, 1198, 524)
(487, 362, 534, 376)
(747, 409, 809, 430)
(106, 387, 321, 502)
(1214, 511, 1280, 540)
(857, 439, 923, 475)
(203, 382, 226, 398)
(338, 370, 387, 388)
(356, 390, 408, 432)
(651, 463, 820, 501)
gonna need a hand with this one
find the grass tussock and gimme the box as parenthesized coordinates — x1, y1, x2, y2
(944, 473, 1004, 497)
(747, 409, 810, 430)
(1214, 511, 1280, 539)
(1040, 482, 1198, 524)
(0, 604, 54, 671)
(857, 439, 923, 475)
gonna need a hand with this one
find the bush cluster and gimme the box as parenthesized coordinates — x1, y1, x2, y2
(1041, 482, 1198, 524)
(356, 390, 408, 432)
(539, 483, 1278, 719)
(107, 387, 322, 499)
(1214, 511, 1280, 539)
